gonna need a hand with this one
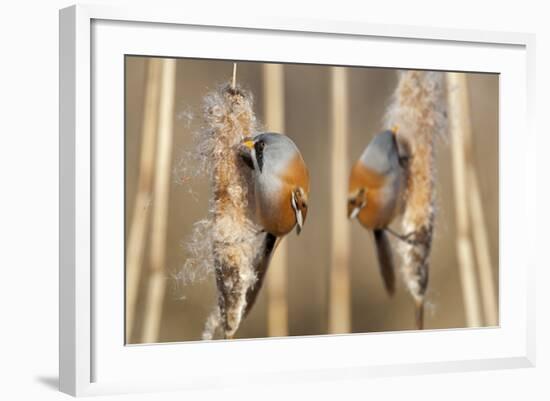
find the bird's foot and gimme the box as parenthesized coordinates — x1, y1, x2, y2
(386, 228, 423, 246)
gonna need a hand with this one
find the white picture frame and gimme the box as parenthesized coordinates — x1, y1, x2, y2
(59, 3, 536, 397)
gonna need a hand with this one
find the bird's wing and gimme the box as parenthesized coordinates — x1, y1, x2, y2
(244, 232, 281, 317)
(373, 229, 396, 296)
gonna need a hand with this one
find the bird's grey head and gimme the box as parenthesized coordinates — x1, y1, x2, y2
(241, 132, 298, 175)
(359, 130, 401, 174)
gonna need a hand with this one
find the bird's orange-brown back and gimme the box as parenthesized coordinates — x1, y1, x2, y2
(281, 153, 310, 195)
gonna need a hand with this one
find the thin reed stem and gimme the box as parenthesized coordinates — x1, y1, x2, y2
(468, 170, 498, 325)
(328, 67, 351, 334)
(232, 63, 237, 90)
(447, 72, 497, 326)
(446, 72, 483, 328)
(125, 58, 161, 343)
(141, 58, 177, 343)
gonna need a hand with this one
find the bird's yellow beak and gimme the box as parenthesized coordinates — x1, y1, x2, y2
(243, 139, 255, 150)
(391, 124, 400, 135)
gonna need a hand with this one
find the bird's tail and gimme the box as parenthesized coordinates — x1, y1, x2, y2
(243, 233, 279, 317)
(374, 229, 396, 296)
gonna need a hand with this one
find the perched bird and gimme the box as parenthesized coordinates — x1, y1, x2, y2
(239, 132, 310, 316)
(348, 129, 407, 295)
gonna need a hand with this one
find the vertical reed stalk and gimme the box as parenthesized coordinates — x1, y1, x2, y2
(262, 63, 289, 337)
(446, 72, 483, 328)
(232, 63, 237, 90)
(469, 170, 498, 325)
(141, 58, 177, 343)
(125, 58, 161, 343)
(328, 67, 351, 334)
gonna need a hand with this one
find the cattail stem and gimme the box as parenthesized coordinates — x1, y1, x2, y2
(125, 59, 161, 342)
(328, 67, 351, 334)
(415, 300, 424, 330)
(262, 63, 289, 337)
(446, 72, 483, 328)
(141, 58, 177, 343)
(232, 63, 237, 90)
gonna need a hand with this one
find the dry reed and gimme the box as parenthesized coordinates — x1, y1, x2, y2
(262, 63, 289, 337)
(328, 67, 351, 334)
(385, 70, 447, 329)
(125, 58, 161, 342)
(140, 58, 177, 343)
(446, 72, 488, 327)
(468, 170, 498, 325)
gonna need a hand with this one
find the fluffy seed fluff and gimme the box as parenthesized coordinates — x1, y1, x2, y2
(182, 83, 264, 340)
(385, 70, 447, 327)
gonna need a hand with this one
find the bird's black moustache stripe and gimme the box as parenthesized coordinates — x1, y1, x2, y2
(254, 141, 264, 173)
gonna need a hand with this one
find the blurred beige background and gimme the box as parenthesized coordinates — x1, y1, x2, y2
(125, 57, 498, 343)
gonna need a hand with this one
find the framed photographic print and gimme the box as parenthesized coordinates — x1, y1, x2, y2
(59, 4, 536, 396)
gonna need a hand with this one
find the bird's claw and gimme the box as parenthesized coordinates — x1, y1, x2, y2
(386, 228, 424, 246)
(401, 231, 423, 246)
